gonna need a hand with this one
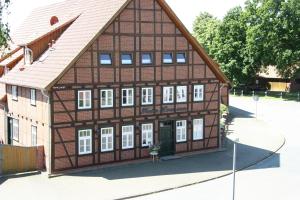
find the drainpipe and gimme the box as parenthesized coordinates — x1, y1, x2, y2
(0, 103, 7, 144)
(41, 89, 51, 175)
(219, 83, 225, 149)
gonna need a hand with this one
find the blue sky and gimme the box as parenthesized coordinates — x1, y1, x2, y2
(5, 0, 246, 32)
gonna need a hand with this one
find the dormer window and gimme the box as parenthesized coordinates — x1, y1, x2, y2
(24, 47, 33, 65)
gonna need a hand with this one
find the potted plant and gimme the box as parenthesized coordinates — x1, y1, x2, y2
(149, 143, 160, 162)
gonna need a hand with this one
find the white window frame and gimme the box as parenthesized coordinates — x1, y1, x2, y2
(141, 87, 153, 105)
(12, 118, 19, 141)
(30, 89, 36, 106)
(193, 118, 204, 140)
(141, 123, 153, 147)
(100, 89, 113, 108)
(163, 86, 174, 104)
(122, 125, 134, 149)
(78, 129, 92, 155)
(176, 86, 187, 103)
(78, 90, 92, 109)
(31, 125, 37, 146)
(12, 85, 18, 101)
(122, 88, 134, 106)
(194, 85, 204, 102)
(176, 120, 187, 142)
(101, 127, 114, 152)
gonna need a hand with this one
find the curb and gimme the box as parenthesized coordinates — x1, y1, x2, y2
(116, 136, 286, 200)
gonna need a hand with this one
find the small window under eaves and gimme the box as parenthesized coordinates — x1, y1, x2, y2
(100, 53, 112, 65)
(121, 54, 133, 65)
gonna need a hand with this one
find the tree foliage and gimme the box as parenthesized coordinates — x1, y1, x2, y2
(193, 0, 300, 86)
(0, 0, 10, 50)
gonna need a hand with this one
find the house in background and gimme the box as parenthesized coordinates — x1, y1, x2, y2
(0, 0, 230, 174)
(258, 66, 300, 92)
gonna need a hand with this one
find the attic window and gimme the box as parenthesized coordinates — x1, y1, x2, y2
(24, 47, 33, 65)
(50, 16, 59, 26)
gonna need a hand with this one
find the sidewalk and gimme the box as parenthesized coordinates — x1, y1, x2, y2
(0, 106, 285, 200)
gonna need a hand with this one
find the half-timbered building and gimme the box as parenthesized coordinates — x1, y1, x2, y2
(0, 0, 230, 173)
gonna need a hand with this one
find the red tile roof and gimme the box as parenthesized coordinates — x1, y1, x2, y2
(0, 0, 230, 89)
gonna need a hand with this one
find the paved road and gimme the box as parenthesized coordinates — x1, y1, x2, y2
(133, 96, 300, 200)
(0, 96, 290, 200)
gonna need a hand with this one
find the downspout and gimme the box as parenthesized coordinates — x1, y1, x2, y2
(219, 83, 225, 149)
(0, 103, 7, 144)
(41, 89, 51, 175)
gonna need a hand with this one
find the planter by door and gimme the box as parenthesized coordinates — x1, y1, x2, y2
(159, 121, 174, 157)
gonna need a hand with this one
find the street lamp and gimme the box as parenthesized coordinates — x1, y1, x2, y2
(232, 137, 239, 200)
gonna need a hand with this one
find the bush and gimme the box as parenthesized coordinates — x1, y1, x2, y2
(220, 104, 229, 116)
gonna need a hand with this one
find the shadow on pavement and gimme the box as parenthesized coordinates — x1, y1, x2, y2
(0, 171, 41, 185)
(67, 139, 280, 180)
(229, 106, 254, 119)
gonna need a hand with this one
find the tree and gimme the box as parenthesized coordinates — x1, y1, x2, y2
(0, 0, 10, 50)
(244, 0, 300, 79)
(193, 8, 259, 86)
(193, 0, 300, 86)
(192, 12, 220, 55)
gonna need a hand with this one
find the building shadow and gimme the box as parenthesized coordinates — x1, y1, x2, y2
(66, 139, 280, 180)
(0, 171, 41, 185)
(229, 106, 254, 119)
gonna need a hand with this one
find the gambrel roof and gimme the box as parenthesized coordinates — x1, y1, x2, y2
(0, 0, 229, 90)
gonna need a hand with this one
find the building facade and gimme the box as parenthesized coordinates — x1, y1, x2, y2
(0, 0, 230, 173)
(50, 0, 222, 172)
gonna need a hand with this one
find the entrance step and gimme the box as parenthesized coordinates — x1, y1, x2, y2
(160, 155, 181, 161)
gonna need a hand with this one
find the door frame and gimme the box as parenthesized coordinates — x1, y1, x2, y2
(159, 120, 175, 156)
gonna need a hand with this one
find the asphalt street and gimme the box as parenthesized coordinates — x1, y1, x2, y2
(133, 96, 300, 200)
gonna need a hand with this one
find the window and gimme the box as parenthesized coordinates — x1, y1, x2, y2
(121, 53, 133, 65)
(176, 120, 187, 142)
(100, 89, 113, 108)
(31, 125, 37, 146)
(193, 119, 204, 140)
(176, 53, 186, 63)
(163, 53, 173, 64)
(12, 86, 18, 101)
(122, 125, 134, 149)
(101, 127, 114, 152)
(163, 86, 174, 104)
(100, 53, 112, 65)
(141, 88, 153, 105)
(78, 90, 92, 109)
(194, 85, 204, 101)
(30, 89, 36, 106)
(24, 47, 33, 65)
(78, 129, 92, 155)
(122, 88, 134, 106)
(141, 53, 153, 64)
(141, 123, 153, 147)
(12, 119, 19, 141)
(176, 86, 187, 103)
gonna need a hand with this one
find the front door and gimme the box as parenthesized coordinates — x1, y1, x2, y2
(159, 121, 174, 157)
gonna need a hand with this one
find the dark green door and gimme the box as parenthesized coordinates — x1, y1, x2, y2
(159, 121, 174, 156)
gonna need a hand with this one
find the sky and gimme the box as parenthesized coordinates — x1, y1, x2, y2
(4, 0, 246, 33)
